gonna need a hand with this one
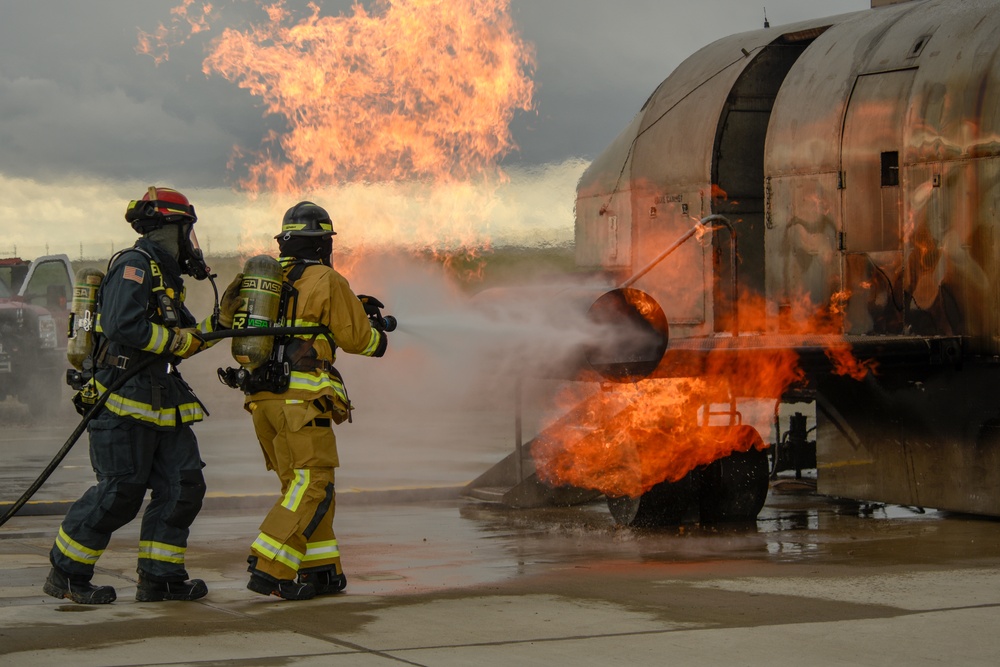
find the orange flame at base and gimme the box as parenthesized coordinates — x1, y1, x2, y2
(533, 288, 876, 499)
(533, 374, 782, 499)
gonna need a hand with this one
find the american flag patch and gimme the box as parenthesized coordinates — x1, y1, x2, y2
(122, 266, 145, 284)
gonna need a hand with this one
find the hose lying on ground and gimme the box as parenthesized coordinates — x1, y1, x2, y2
(0, 326, 329, 527)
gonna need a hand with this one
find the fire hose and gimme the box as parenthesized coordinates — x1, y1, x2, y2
(0, 325, 360, 528)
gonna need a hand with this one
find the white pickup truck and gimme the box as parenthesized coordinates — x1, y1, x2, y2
(0, 254, 73, 419)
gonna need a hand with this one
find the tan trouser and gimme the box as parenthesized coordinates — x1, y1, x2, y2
(248, 398, 343, 581)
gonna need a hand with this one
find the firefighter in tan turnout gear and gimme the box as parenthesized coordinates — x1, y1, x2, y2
(44, 187, 243, 604)
(243, 202, 388, 600)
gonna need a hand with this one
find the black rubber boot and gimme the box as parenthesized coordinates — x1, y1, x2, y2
(299, 569, 347, 596)
(247, 573, 316, 600)
(43, 567, 116, 605)
(136, 576, 208, 602)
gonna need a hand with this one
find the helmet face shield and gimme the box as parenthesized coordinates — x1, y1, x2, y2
(179, 223, 211, 280)
(186, 225, 201, 253)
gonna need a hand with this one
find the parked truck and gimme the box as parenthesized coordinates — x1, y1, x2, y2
(0, 255, 73, 419)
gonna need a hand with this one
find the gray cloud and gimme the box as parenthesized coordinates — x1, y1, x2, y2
(0, 1, 871, 188)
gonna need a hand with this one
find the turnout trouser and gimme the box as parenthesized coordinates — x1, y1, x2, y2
(49, 413, 206, 582)
(248, 398, 342, 581)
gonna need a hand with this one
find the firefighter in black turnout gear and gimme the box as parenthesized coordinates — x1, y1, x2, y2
(44, 187, 242, 604)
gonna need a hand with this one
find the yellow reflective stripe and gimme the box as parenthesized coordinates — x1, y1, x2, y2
(302, 539, 340, 562)
(198, 314, 218, 335)
(138, 540, 186, 564)
(104, 396, 201, 427)
(104, 394, 176, 426)
(143, 323, 172, 353)
(172, 332, 197, 357)
(288, 319, 324, 329)
(282, 469, 309, 512)
(177, 403, 204, 422)
(55, 526, 103, 565)
(361, 329, 380, 356)
(281, 219, 333, 233)
(286, 371, 348, 401)
(93, 379, 205, 426)
(252, 533, 304, 570)
(287, 319, 329, 346)
(196, 315, 222, 349)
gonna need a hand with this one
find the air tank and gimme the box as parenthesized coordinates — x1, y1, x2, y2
(231, 255, 283, 370)
(66, 267, 104, 370)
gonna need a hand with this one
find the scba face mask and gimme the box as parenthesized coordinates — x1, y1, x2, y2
(179, 224, 211, 280)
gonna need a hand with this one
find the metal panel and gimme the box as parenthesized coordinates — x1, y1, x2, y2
(841, 70, 915, 252)
(764, 173, 843, 321)
(575, 194, 632, 269)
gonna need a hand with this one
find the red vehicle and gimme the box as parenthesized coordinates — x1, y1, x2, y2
(0, 255, 73, 419)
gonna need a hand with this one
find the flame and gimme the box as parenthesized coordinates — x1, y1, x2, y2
(140, 0, 535, 275)
(794, 289, 878, 380)
(535, 290, 802, 497)
(136, 0, 215, 64)
(200, 0, 534, 194)
(534, 284, 877, 498)
(534, 370, 796, 499)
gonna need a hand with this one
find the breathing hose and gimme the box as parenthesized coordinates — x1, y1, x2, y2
(0, 325, 332, 528)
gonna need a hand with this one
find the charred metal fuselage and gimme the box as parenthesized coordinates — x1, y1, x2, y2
(575, 0, 1000, 516)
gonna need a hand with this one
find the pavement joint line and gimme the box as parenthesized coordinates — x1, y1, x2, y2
(0, 484, 468, 517)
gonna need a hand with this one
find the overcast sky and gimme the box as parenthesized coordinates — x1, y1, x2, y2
(0, 0, 872, 256)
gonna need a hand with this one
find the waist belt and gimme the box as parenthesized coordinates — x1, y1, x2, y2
(103, 353, 131, 370)
(101, 353, 173, 374)
(305, 418, 332, 428)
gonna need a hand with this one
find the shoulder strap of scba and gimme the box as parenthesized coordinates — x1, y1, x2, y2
(284, 260, 335, 345)
(282, 261, 309, 326)
(268, 259, 336, 364)
(100, 247, 183, 327)
(88, 247, 181, 374)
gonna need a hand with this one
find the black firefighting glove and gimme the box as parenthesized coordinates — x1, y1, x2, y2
(170, 327, 206, 359)
(357, 294, 385, 318)
(218, 272, 244, 329)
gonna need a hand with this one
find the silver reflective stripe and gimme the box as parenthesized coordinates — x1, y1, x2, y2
(55, 526, 102, 565)
(282, 469, 309, 512)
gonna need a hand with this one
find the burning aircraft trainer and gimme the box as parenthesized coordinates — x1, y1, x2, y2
(467, 0, 1000, 524)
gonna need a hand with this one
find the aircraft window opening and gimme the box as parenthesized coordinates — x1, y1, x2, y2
(881, 151, 900, 187)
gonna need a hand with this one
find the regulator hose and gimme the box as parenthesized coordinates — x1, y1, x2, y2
(0, 325, 335, 527)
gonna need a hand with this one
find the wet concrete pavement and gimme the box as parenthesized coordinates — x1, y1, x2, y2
(2, 360, 1000, 665)
(3, 488, 1000, 666)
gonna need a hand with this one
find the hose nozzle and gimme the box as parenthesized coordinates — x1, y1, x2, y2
(358, 294, 396, 332)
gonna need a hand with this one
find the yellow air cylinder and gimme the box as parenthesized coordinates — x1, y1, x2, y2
(66, 267, 105, 370)
(231, 255, 283, 370)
